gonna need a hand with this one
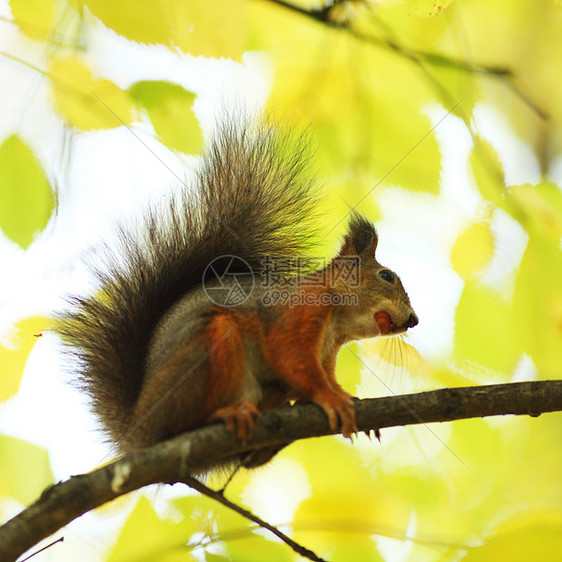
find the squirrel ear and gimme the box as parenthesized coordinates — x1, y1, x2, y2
(339, 214, 378, 256)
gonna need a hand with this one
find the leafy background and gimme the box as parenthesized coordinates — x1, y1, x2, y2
(0, 0, 561, 560)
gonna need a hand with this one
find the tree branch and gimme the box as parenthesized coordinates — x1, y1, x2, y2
(1, 381, 561, 561)
(265, 0, 512, 77)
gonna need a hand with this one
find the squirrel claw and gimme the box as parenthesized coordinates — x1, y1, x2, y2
(313, 388, 357, 439)
(209, 398, 259, 444)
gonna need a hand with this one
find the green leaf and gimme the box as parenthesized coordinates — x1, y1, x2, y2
(0, 136, 54, 249)
(0, 434, 53, 504)
(129, 81, 202, 154)
(454, 282, 520, 375)
(428, 64, 480, 121)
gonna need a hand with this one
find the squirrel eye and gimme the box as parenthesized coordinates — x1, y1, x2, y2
(379, 270, 395, 283)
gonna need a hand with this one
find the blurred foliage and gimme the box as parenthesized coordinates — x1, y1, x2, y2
(107, 497, 198, 562)
(129, 81, 202, 154)
(0, 433, 53, 507)
(48, 55, 136, 130)
(0, 317, 49, 401)
(1, 0, 561, 560)
(0, 135, 54, 248)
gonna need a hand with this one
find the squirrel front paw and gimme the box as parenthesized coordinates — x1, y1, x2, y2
(208, 398, 259, 444)
(312, 388, 357, 438)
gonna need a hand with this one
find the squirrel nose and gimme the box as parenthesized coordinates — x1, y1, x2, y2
(406, 313, 418, 328)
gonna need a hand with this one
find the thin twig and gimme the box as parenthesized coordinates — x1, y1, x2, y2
(182, 476, 326, 562)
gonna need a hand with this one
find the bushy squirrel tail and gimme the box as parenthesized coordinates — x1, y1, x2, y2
(55, 120, 319, 447)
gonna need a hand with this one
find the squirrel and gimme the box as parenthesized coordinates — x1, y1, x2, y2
(55, 120, 418, 468)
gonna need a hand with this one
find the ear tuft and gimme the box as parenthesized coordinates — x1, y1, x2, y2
(347, 214, 378, 255)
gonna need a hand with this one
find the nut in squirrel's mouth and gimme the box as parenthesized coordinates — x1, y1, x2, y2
(374, 311, 393, 335)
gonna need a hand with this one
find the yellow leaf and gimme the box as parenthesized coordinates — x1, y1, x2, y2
(382, 467, 463, 541)
(419, 419, 505, 537)
(9, 0, 57, 40)
(291, 439, 410, 554)
(464, 510, 562, 562)
(401, 0, 457, 18)
(225, 532, 293, 562)
(450, 221, 495, 278)
(337, 175, 383, 225)
(263, 7, 441, 193)
(498, 415, 562, 508)
(470, 138, 506, 207)
(444, 0, 561, 128)
(510, 180, 562, 240)
(85, 0, 248, 59)
(48, 56, 135, 130)
(0, 434, 53, 504)
(513, 234, 562, 378)
(336, 342, 363, 394)
(367, 0, 479, 120)
(429, 365, 484, 387)
(0, 317, 49, 402)
(332, 539, 384, 562)
(108, 496, 196, 562)
(175, 493, 291, 561)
